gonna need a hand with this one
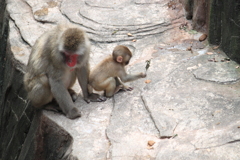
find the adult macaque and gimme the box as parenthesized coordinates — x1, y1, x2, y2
(24, 24, 105, 119)
(88, 45, 146, 97)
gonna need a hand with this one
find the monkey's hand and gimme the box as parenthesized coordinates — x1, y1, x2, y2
(140, 72, 147, 78)
(84, 93, 107, 103)
(68, 89, 78, 102)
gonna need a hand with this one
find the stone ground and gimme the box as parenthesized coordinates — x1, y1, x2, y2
(7, 0, 240, 159)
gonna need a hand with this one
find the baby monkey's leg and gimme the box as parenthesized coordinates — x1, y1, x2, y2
(101, 77, 117, 97)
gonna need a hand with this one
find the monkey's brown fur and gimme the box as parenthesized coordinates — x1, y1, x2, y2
(24, 24, 104, 119)
(63, 28, 85, 51)
(89, 45, 146, 97)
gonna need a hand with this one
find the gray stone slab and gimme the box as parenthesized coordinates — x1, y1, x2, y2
(141, 44, 240, 159)
(193, 61, 240, 84)
(106, 90, 160, 159)
(44, 97, 113, 160)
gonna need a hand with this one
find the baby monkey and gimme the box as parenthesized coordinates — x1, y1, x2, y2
(89, 45, 146, 97)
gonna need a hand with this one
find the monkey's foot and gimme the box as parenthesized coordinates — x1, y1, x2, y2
(66, 107, 81, 119)
(85, 93, 107, 103)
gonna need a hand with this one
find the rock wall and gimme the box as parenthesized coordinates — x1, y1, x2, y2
(0, 1, 34, 158)
(0, 46, 33, 160)
(180, 0, 240, 63)
(209, 0, 240, 63)
(0, 0, 7, 97)
(18, 111, 77, 160)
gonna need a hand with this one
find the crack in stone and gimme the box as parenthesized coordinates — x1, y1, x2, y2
(227, 139, 240, 144)
(104, 20, 167, 28)
(59, 1, 99, 33)
(76, 14, 172, 38)
(140, 95, 161, 138)
(194, 139, 240, 150)
(78, 11, 102, 25)
(23, 0, 33, 14)
(105, 97, 116, 160)
(15, 92, 28, 103)
(85, 1, 114, 9)
(159, 122, 178, 139)
(111, 156, 136, 159)
(97, 17, 181, 42)
(135, 1, 168, 7)
(132, 23, 169, 33)
(105, 128, 112, 160)
(108, 23, 153, 27)
(67, 7, 183, 43)
(55, 13, 182, 43)
(90, 25, 176, 43)
(23, 1, 56, 24)
(128, 27, 172, 38)
(135, 26, 175, 37)
(192, 73, 240, 85)
(106, 22, 172, 35)
(59, 9, 97, 35)
(230, 18, 240, 28)
(190, 142, 197, 150)
(5, 108, 20, 151)
(172, 121, 178, 134)
(9, 18, 31, 47)
(13, 91, 31, 120)
(34, 19, 56, 24)
(159, 136, 172, 139)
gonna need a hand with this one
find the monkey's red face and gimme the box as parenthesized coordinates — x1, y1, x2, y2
(64, 52, 79, 68)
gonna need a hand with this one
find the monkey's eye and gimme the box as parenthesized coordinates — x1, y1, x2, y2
(125, 60, 129, 65)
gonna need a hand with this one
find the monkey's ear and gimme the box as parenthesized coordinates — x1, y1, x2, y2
(116, 56, 123, 63)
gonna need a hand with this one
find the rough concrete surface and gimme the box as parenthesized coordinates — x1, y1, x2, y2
(6, 0, 240, 159)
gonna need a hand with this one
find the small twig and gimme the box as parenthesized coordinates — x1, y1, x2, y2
(145, 59, 151, 73)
